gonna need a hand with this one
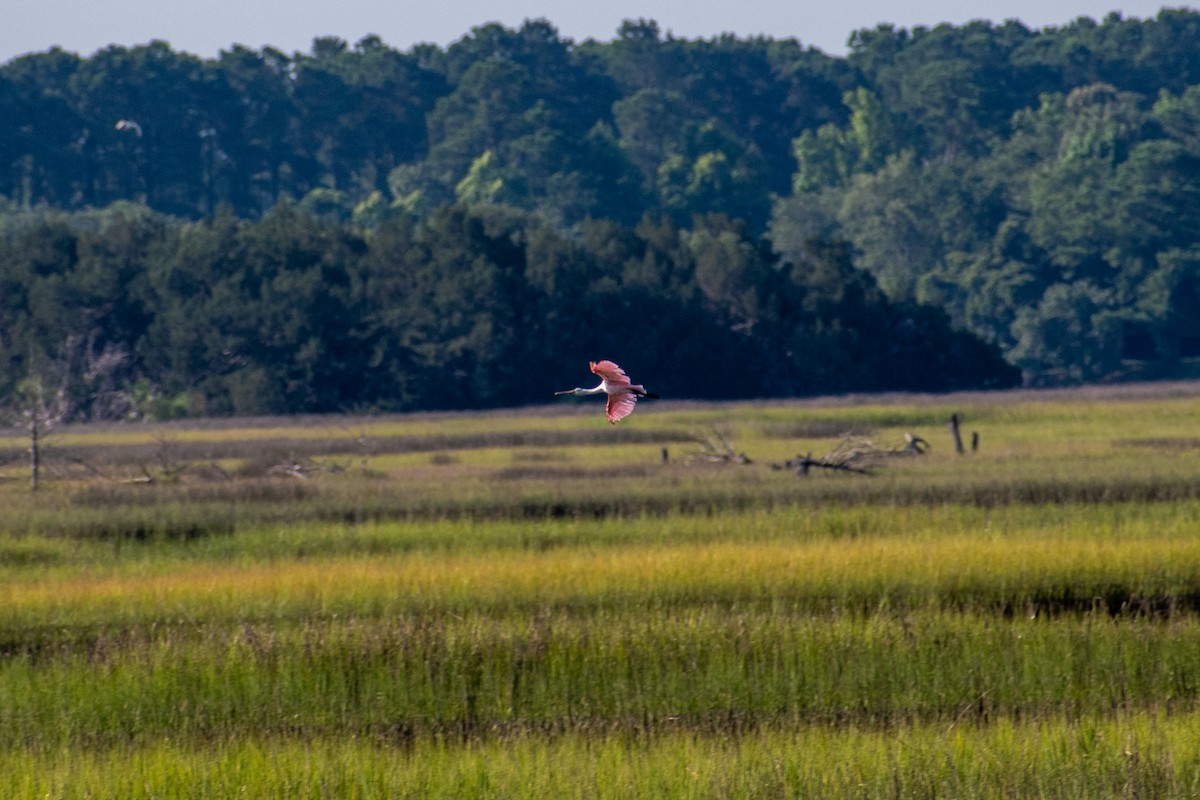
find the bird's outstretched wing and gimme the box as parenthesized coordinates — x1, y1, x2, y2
(606, 393, 638, 424)
(590, 360, 630, 385)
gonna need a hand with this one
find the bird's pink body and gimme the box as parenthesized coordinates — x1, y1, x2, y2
(555, 360, 656, 423)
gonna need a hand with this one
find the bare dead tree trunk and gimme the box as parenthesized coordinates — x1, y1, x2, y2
(15, 352, 80, 491)
(29, 411, 40, 491)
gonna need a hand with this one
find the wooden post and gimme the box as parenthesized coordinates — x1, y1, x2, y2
(971, 431, 979, 452)
(949, 413, 964, 455)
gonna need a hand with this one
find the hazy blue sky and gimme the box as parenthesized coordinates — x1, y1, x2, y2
(4, 1, 1196, 64)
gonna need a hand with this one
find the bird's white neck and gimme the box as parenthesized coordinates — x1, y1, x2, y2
(554, 382, 607, 397)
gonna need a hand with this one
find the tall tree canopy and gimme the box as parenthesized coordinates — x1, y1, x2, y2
(0, 201, 1018, 418)
(6, 10, 1200, 404)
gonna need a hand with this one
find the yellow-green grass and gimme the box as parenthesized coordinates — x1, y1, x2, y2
(4, 383, 1199, 469)
(6, 505, 1200, 750)
(7, 501, 1200, 624)
(4, 499, 1199, 565)
(3, 382, 1200, 796)
(4, 389, 1200, 542)
(8, 713, 1200, 799)
(6, 605, 1200, 745)
(4, 446, 1200, 545)
(4, 522, 1200, 623)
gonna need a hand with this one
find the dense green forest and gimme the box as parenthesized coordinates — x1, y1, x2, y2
(3, 11, 1200, 417)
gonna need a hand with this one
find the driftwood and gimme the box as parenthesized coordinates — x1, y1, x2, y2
(687, 428, 752, 465)
(774, 432, 930, 477)
(267, 456, 347, 479)
(775, 452, 872, 475)
(268, 462, 312, 479)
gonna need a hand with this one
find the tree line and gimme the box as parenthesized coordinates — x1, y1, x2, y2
(0, 201, 1015, 418)
(4, 11, 1200, 415)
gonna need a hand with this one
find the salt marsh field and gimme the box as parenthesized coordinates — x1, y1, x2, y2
(4, 383, 1200, 797)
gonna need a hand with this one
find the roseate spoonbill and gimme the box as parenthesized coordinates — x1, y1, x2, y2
(555, 360, 658, 424)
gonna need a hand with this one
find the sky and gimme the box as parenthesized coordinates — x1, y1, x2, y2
(3, 0, 1197, 64)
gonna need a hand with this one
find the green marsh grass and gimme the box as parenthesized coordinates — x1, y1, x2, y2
(4, 383, 1200, 796)
(7, 606, 1200, 748)
(8, 503, 1200, 626)
(7, 714, 1200, 799)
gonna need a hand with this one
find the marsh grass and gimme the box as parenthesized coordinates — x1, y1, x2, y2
(4, 445, 1199, 544)
(0, 417, 691, 469)
(6, 713, 1200, 798)
(7, 524, 1200, 672)
(4, 383, 1200, 796)
(5, 606, 1200, 745)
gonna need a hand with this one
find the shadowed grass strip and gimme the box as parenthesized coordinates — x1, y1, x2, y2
(5, 464, 1200, 541)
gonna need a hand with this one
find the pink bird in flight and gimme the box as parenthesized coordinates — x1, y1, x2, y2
(555, 360, 658, 423)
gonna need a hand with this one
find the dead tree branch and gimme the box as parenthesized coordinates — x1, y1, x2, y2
(774, 432, 930, 477)
(687, 427, 752, 464)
